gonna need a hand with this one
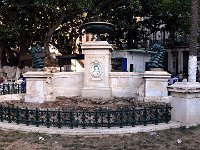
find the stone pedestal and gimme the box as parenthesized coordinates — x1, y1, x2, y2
(81, 41, 112, 98)
(168, 82, 200, 127)
(138, 71, 171, 102)
(24, 71, 53, 103)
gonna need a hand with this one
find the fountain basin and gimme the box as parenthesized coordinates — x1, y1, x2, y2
(81, 22, 114, 34)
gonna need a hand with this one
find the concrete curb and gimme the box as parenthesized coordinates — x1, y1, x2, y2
(0, 121, 181, 136)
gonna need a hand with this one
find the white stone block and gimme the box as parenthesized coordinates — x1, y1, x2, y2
(169, 82, 200, 126)
(82, 87, 111, 98)
(81, 41, 112, 98)
(24, 71, 54, 103)
(52, 72, 84, 99)
(142, 71, 170, 97)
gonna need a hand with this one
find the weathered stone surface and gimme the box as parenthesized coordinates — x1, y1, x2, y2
(52, 72, 84, 99)
(137, 71, 170, 102)
(169, 82, 200, 127)
(24, 71, 53, 103)
(110, 72, 142, 98)
(81, 41, 112, 98)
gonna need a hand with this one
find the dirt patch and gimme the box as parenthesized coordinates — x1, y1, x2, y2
(0, 96, 168, 111)
(0, 126, 200, 150)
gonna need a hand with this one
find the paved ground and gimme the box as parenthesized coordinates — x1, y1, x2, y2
(0, 121, 181, 135)
(0, 122, 200, 150)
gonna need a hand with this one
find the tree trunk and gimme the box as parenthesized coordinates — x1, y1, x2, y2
(188, 0, 199, 82)
(44, 10, 68, 55)
(18, 40, 31, 68)
(0, 41, 6, 66)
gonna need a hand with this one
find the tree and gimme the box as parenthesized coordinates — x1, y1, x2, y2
(97, 0, 191, 49)
(0, 0, 94, 67)
(188, 0, 199, 82)
(0, 0, 197, 69)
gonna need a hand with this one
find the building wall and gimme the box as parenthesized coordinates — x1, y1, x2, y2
(126, 53, 151, 72)
(112, 50, 152, 72)
(166, 47, 189, 75)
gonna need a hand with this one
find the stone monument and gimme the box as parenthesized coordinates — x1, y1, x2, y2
(80, 22, 114, 98)
(24, 44, 53, 103)
(137, 42, 170, 102)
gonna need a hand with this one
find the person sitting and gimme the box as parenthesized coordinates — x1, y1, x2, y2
(18, 73, 26, 92)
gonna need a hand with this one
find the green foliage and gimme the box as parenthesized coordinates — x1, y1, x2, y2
(0, 0, 94, 54)
(0, 0, 194, 57)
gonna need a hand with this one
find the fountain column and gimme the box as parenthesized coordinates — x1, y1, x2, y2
(81, 41, 112, 98)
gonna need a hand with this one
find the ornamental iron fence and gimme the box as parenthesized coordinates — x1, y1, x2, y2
(0, 105, 172, 129)
(0, 82, 26, 95)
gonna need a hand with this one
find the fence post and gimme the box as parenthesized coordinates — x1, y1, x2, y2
(164, 106, 171, 123)
(69, 112, 74, 129)
(119, 110, 123, 128)
(106, 110, 111, 128)
(17, 84, 20, 94)
(143, 107, 147, 126)
(2, 84, 5, 94)
(57, 109, 61, 128)
(0, 105, 3, 122)
(7, 83, 10, 94)
(131, 109, 136, 127)
(16, 107, 20, 124)
(154, 109, 159, 125)
(94, 111, 98, 129)
(45, 109, 50, 128)
(11, 83, 14, 94)
(25, 108, 29, 126)
(35, 108, 39, 127)
(81, 111, 86, 129)
(7, 106, 11, 123)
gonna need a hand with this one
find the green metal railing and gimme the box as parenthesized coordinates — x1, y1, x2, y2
(0, 105, 172, 129)
(0, 82, 26, 95)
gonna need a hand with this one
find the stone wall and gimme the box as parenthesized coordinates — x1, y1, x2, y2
(52, 72, 142, 99)
(52, 72, 84, 99)
(23, 71, 170, 102)
(4, 71, 143, 102)
(109, 72, 142, 98)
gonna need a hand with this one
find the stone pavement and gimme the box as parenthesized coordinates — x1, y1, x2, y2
(0, 121, 181, 136)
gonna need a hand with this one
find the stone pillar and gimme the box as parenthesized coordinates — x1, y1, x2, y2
(168, 82, 200, 127)
(24, 71, 53, 103)
(138, 70, 171, 102)
(81, 41, 112, 98)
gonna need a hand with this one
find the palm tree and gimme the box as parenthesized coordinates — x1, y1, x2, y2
(188, 0, 199, 82)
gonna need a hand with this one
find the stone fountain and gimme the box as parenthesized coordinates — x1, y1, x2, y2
(80, 22, 114, 98)
(81, 22, 114, 41)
